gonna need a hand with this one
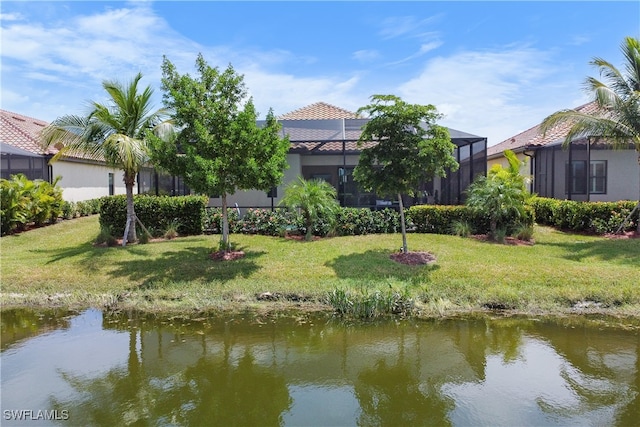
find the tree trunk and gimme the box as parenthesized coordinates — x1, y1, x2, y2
(398, 193, 408, 253)
(305, 211, 313, 242)
(124, 176, 137, 245)
(221, 193, 229, 251)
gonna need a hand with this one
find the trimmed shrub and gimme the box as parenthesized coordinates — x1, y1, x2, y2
(100, 195, 208, 237)
(530, 197, 638, 233)
(407, 204, 533, 237)
(203, 207, 241, 234)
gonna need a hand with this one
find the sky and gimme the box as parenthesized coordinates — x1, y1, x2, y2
(1, 1, 639, 146)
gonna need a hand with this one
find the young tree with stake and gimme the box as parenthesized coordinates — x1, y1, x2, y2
(354, 95, 458, 253)
(148, 54, 290, 251)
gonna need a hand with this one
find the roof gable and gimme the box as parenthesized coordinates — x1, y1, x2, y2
(487, 101, 600, 158)
(0, 109, 55, 156)
(279, 102, 358, 120)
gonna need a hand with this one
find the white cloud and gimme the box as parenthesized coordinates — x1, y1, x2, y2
(0, 12, 24, 22)
(353, 49, 380, 62)
(243, 68, 366, 117)
(398, 46, 583, 144)
(378, 15, 442, 40)
(386, 40, 443, 66)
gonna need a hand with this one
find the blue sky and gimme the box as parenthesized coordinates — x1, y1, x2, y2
(1, 1, 638, 145)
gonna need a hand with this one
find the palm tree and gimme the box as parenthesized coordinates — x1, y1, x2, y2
(466, 150, 531, 240)
(41, 73, 169, 244)
(541, 36, 640, 232)
(279, 177, 339, 241)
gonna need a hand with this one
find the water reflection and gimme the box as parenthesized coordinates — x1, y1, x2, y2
(1, 309, 639, 426)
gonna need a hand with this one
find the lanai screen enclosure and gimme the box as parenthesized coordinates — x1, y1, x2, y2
(259, 118, 488, 208)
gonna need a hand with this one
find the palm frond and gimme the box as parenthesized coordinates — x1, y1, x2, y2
(543, 37, 640, 152)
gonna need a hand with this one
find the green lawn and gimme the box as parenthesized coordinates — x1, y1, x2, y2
(1, 215, 639, 316)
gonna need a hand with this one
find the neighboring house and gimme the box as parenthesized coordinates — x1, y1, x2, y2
(0, 109, 185, 201)
(210, 102, 487, 210)
(2, 104, 488, 207)
(487, 102, 639, 202)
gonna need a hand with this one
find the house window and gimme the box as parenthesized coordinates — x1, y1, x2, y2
(108, 173, 114, 196)
(565, 160, 606, 194)
(589, 160, 607, 194)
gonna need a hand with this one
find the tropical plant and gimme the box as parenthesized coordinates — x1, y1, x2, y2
(0, 174, 64, 235)
(465, 150, 532, 240)
(148, 54, 290, 252)
(41, 73, 170, 244)
(451, 220, 473, 237)
(354, 94, 458, 253)
(540, 36, 640, 232)
(1, 176, 28, 234)
(279, 177, 339, 241)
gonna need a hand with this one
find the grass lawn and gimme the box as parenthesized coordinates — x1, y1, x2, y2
(1, 215, 639, 317)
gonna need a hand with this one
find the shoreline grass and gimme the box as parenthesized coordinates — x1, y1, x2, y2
(1, 215, 639, 318)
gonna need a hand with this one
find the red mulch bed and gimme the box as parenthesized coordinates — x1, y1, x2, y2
(470, 234, 535, 246)
(210, 250, 246, 261)
(390, 251, 437, 265)
(604, 230, 640, 239)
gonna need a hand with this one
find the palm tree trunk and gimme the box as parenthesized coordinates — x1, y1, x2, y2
(398, 193, 408, 253)
(221, 193, 229, 251)
(305, 212, 313, 242)
(124, 177, 137, 245)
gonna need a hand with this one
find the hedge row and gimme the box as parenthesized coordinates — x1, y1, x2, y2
(99, 195, 208, 237)
(530, 197, 638, 233)
(203, 207, 401, 237)
(60, 199, 101, 220)
(97, 195, 638, 240)
(406, 204, 535, 236)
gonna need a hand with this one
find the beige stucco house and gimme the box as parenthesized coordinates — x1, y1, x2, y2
(1, 109, 187, 201)
(2, 103, 488, 208)
(487, 102, 639, 202)
(209, 102, 488, 211)
(1, 109, 131, 201)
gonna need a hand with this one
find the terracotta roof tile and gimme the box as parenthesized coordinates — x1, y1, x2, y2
(487, 101, 600, 158)
(279, 102, 358, 120)
(0, 109, 56, 155)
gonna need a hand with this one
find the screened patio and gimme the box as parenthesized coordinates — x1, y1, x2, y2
(260, 118, 488, 208)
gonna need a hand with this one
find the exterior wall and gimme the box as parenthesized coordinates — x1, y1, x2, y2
(207, 153, 302, 211)
(590, 149, 639, 202)
(51, 160, 128, 202)
(487, 151, 534, 194)
(487, 152, 530, 176)
(490, 148, 639, 202)
(547, 148, 638, 202)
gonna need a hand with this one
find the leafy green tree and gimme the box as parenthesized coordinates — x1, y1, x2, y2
(279, 177, 339, 241)
(353, 95, 458, 253)
(41, 73, 169, 244)
(541, 36, 640, 232)
(148, 54, 290, 251)
(465, 149, 531, 240)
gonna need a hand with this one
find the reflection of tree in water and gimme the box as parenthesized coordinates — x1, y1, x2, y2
(153, 350, 292, 426)
(52, 329, 292, 426)
(51, 330, 152, 426)
(1, 308, 72, 350)
(615, 339, 640, 425)
(529, 320, 640, 424)
(354, 359, 453, 427)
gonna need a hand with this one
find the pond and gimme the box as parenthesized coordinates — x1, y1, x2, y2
(1, 308, 639, 426)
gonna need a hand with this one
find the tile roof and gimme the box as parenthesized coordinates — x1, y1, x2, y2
(0, 109, 56, 156)
(279, 102, 359, 120)
(487, 101, 600, 158)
